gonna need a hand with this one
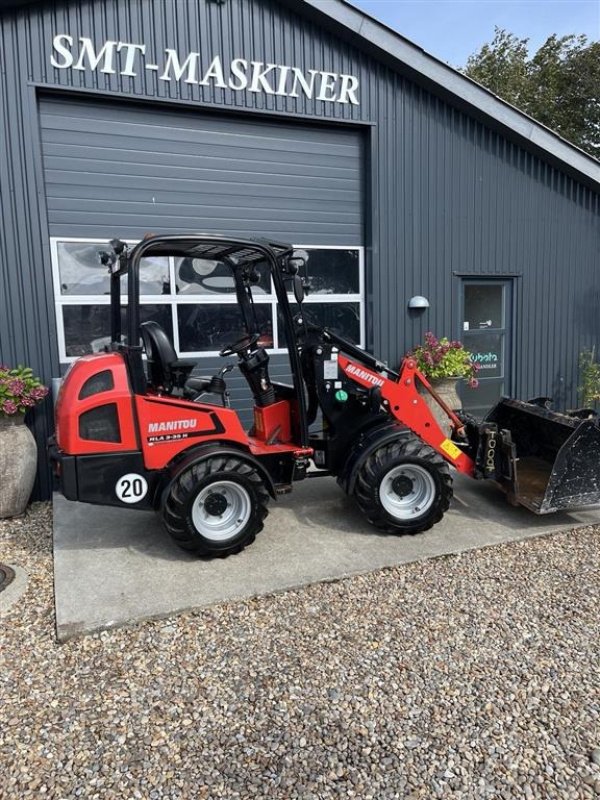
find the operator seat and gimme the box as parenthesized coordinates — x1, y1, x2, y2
(139, 320, 223, 401)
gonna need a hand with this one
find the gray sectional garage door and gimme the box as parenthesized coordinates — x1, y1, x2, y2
(39, 95, 364, 245)
(40, 95, 364, 423)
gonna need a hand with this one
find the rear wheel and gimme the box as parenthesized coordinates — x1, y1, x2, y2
(354, 435, 452, 534)
(162, 456, 270, 557)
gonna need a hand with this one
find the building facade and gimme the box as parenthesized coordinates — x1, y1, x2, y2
(1, 0, 599, 499)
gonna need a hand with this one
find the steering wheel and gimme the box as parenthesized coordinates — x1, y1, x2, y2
(219, 332, 261, 358)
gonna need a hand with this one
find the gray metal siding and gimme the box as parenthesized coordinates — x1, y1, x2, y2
(39, 95, 364, 244)
(0, 0, 599, 500)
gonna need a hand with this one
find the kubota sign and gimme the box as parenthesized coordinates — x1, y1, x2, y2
(50, 34, 360, 105)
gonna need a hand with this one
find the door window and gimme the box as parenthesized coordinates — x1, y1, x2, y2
(461, 281, 512, 419)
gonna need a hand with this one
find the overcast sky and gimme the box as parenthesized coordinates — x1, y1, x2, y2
(349, 0, 600, 66)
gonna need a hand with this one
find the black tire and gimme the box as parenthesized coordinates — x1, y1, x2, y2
(354, 434, 452, 534)
(162, 455, 269, 557)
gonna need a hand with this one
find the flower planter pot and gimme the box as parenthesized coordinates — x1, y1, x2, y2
(0, 415, 38, 518)
(418, 377, 461, 437)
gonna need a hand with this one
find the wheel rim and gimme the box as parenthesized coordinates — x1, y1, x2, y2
(191, 480, 252, 542)
(379, 464, 437, 520)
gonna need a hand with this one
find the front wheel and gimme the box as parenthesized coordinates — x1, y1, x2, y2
(162, 456, 270, 557)
(354, 435, 452, 534)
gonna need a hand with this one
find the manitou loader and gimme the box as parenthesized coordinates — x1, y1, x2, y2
(49, 235, 600, 557)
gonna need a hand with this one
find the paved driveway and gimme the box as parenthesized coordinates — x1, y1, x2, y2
(53, 474, 600, 640)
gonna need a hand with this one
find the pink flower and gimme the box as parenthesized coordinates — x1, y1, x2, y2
(31, 386, 49, 400)
(8, 379, 25, 395)
(468, 377, 479, 389)
(21, 397, 35, 407)
(2, 400, 18, 415)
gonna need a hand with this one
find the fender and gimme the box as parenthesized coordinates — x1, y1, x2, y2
(153, 441, 278, 509)
(336, 420, 411, 495)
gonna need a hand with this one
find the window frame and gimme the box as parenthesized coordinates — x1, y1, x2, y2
(51, 238, 365, 363)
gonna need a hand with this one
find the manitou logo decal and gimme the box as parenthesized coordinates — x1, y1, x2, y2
(345, 364, 385, 387)
(50, 35, 360, 105)
(147, 418, 198, 444)
(148, 419, 198, 434)
(145, 411, 226, 445)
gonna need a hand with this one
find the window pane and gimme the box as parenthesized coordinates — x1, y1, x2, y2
(57, 242, 110, 296)
(174, 257, 270, 295)
(63, 304, 173, 357)
(63, 305, 111, 356)
(178, 303, 272, 352)
(278, 302, 361, 346)
(464, 332, 504, 378)
(138, 305, 174, 338)
(57, 242, 169, 296)
(297, 249, 359, 295)
(464, 284, 503, 330)
(138, 258, 171, 295)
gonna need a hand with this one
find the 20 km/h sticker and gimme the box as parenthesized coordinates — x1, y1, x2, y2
(115, 473, 148, 504)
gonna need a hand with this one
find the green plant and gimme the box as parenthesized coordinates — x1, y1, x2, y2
(406, 332, 480, 387)
(578, 349, 600, 407)
(0, 364, 49, 416)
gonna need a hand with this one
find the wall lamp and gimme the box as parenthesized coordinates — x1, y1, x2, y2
(407, 295, 430, 310)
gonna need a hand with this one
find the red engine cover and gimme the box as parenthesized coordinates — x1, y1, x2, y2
(55, 353, 250, 468)
(55, 353, 138, 454)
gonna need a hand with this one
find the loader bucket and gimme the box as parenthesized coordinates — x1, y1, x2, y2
(485, 398, 600, 514)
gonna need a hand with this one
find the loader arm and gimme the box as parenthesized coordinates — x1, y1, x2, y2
(337, 354, 476, 477)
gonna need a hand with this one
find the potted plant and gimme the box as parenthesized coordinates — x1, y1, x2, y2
(0, 365, 49, 518)
(405, 332, 479, 432)
(578, 348, 600, 409)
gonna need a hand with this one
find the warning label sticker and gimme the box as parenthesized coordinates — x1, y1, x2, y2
(440, 438, 462, 460)
(323, 360, 338, 379)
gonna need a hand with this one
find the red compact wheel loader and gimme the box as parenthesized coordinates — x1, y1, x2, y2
(49, 234, 600, 557)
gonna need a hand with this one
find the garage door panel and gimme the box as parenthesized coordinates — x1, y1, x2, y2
(45, 168, 361, 201)
(47, 210, 363, 238)
(44, 145, 360, 179)
(44, 152, 359, 175)
(47, 183, 361, 209)
(43, 102, 356, 147)
(42, 135, 360, 171)
(41, 101, 360, 142)
(48, 196, 363, 221)
(44, 159, 361, 191)
(41, 115, 361, 159)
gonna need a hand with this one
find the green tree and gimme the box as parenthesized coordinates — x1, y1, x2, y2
(463, 28, 600, 160)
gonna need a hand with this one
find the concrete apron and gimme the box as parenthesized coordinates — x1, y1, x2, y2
(52, 475, 600, 640)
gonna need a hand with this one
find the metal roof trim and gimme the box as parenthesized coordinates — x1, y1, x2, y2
(303, 0, 600, 188)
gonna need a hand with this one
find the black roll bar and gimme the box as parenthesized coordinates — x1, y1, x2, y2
(109, 234, 309, 447)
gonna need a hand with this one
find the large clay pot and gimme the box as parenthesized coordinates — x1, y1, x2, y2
(418, 377, 461, 437)
(0, 415, 38, 518)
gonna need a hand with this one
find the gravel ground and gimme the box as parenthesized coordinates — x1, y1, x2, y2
(1, 504, 599, 799)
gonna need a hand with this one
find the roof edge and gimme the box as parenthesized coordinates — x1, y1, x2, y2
(302, 0, 600, 190)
